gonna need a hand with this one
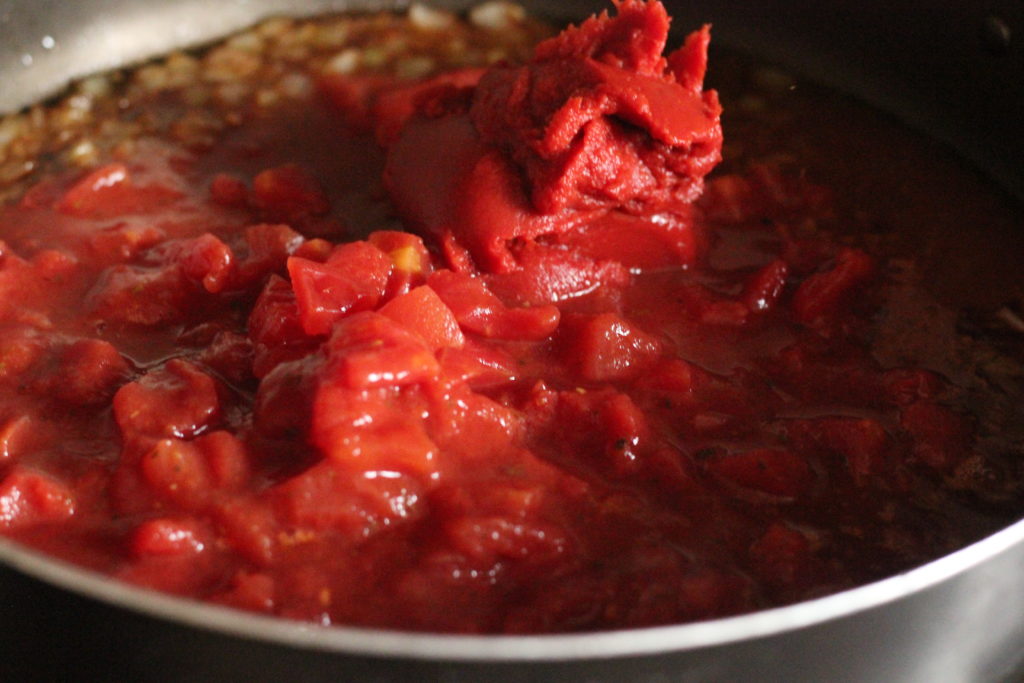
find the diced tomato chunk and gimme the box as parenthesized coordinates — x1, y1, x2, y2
(198, 431, 251, 490)
(636, 358, 693, 394)
(379, 285, 465, 351)
(288, 241, 392, 336)
(563, 313, 662, 382)
(674, 283, 749, 326)
(0, 326, 47, 382)
(50, 338, 132, 405)
(216, 499, 278, 567)
(601, 393, 649, 475)
(437, 340, 516, 389)
(428, 270, 559, 340)
(87, 262, 194, 326)
(131, 517, 207, 557)
(337, 345, 440, 389)
(324, 240, 394, 279)
(368, 230, 431, 268)
(139, 431, 249, 510)
(422, 382, 521, 460)
(59, 164, 130, 213)
(249, 275, 300, 347)
(479, 304, 561, 341)
(0, 247, 76, 323)
(292, 238, 333, 262)
(288, 258, 366, 336)
(248, 275, 315, 377)
(252, 355, 319, 441)
(0, 466, 75, 529)
(32, 249, 77, 279)
(743, 259, 788, 313)
(707, 449, 812, 498)
(251, 164, 330, 222)
(368, 230, 433, 298)
(180, 233, 235, 293)
(209, 173, 249, 207)
(141, 438, 215, 509)
(445, 516, 567, 564)
(313, 385, 441, 479)
(87, 224, 166, 265)
(0, 415, 36, 462)
(270, 460, 425, 536)
(483, 242, 631, 307)
(323, 312, 440, 389)
(57, 163, 182, 218)
(788, 416, 890, 484)
(792, 248, 874, 324)
(113, 359, 220, 440)
(196, 330, 254, 384)
(552, 387, 650, 476)
(236, 223, 304, 285)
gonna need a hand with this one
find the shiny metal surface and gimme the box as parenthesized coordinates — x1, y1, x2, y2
(0, 0, 386, 112)
(4, 514, 1024, 681)
(1, 1, 1023, 680)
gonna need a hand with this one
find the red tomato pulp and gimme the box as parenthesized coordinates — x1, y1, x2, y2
(1, 1, 1023, 633)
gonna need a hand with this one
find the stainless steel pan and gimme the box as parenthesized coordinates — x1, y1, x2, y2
(1, 1, 1023, 680)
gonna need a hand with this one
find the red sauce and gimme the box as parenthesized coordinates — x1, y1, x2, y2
(1, 1, 1023, 633)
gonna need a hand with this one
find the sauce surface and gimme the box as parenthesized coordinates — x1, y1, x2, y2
(1, 2, 1023, 633)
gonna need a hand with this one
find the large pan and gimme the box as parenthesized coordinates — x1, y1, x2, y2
(1, 1, 1023, 680)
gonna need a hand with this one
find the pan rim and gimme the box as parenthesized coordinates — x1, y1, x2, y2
(3, 0, 1024, 665)
(4, 512, 1024, 661)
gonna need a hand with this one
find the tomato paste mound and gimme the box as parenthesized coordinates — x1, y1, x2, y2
(385, 0, 721, 282)
(472, 1, 720, 213)
(2, 3, 1024, 635)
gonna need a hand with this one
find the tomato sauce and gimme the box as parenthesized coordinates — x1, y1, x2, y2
(1, 1, 1023, 633)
